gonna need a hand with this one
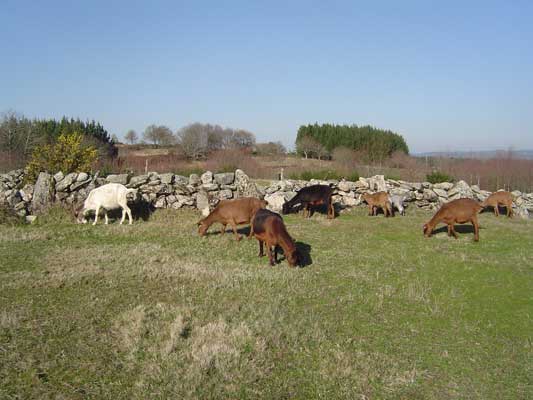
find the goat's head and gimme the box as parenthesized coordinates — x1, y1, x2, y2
(197, 218, 208, 236)
(286, 249, 300, 267)
(73, 202, 88, 224)
(422, 223, 431, 237)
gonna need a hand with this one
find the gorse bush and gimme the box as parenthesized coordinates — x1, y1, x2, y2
(426, 171, 454, 184)
(25, 132, 98, 182)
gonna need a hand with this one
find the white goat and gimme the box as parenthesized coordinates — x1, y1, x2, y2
(77, 183, 137, 225)
(389, 194, 406, 216)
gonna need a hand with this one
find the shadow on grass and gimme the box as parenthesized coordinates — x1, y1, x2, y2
(432, 224, 478, 235)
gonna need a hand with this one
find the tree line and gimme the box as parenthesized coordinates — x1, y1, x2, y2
(124, 122, 259, 160)
(296, 123, 409, 162)
(0, 111, 117, 162)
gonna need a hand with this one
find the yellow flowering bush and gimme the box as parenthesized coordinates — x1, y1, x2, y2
(25, 132, 98, 182)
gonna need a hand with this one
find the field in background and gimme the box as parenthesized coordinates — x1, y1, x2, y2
(108, 145, 533, 192)
(1, 207, 532, 399)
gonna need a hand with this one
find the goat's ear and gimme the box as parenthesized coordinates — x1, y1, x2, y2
(197, 219, 204, 226)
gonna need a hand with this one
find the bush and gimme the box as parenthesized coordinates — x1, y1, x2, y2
(426, 171, 454, 184)
(25, 132, 98, 182)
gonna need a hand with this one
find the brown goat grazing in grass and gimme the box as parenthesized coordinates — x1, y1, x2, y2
(481, 191, 514, 217)
(282, 184, 335, 219)
(251, 208, 299, 267)
(361, 192, 393, 217)
(197, 197, 267, 240)
(423, 198, 483, 242)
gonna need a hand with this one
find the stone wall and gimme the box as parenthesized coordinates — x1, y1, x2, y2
(1, 169, 532, 219)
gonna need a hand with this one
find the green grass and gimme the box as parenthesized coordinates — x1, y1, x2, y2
(1, 207, 532, 399)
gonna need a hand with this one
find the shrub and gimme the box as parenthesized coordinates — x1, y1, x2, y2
(426, 171, 454, 184)
(25, 132, 98, 182)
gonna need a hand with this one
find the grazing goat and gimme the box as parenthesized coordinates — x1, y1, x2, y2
(423, 198, 483, 241)
(389, 194, 406, 216)
(282, 184, 335, 219)
(76, 183, 137, 225)
(481, 191, 514, 217)
(361, 192, 393, 217)
(197, 197, 267, 240)
(251, 208, 299, 267)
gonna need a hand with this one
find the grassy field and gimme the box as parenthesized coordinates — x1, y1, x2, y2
(1, 206, 532, 399)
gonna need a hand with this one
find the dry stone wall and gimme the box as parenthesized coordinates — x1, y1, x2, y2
(1, 169, 532, 219)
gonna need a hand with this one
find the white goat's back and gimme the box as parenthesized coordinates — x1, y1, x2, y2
(84, 183, 133, 211)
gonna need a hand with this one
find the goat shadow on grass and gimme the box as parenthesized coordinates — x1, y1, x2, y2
(295, 241, 313, 267)
(480, 205, 511, 216)
(288, 203, 337, 219)
(202, 225, 252, 237)
(432, 224, 480, 236)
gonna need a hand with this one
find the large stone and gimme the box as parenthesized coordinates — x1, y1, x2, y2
(201, 183, 219, 191)
(338, 180, 357, 192)
(189, 174, 201, 186)
(159, 173, 174, 184)
(433, 188, 448, 198)
(265, 193, 286, 212)
(433, 182, 453, 190)
(106, 174, 129, 185)
(53, 171, 64, 183)
(128, 175, 149, 188)
(201, 171, 213, 184)
(154, 197, 167, 209)
(56, 172, 77, 192)
(214, 172, 235, 185)
(196, 191, 210, 215)
(217, 189, 233, 200)
(174, 175, 189, 185)
(70, 179, 91, 191)
(448, 180, 473, 200)
(76, 172, 89, 182)
(31, 172, 54, 214)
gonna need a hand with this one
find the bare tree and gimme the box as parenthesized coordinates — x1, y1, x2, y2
(176, 123, 208, 159)
(256, 141, 286, 156)
(125, 129, 138, 145)
(296, 136, 326, 159)
(0, 110, 37, 158)
(143, 124, 175, 146)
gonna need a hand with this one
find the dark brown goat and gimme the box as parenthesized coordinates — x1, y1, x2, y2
(481, 191, 514, 217)
(251, 209, 299, 267)
(361, 192, 393, 217)
(423, 198, 483, 241)
(197, 197, 267, 240)
(282, 184, 334, 219)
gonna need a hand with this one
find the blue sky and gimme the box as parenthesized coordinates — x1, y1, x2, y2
(1, 0, 532, 153)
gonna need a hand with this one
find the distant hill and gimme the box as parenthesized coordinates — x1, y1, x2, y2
(414, 150, 533, 160)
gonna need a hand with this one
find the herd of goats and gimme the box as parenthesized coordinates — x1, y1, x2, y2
(74, 182, 516, 267)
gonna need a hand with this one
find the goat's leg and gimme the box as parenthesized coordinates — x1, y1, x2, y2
(494, 205, 499, 217)
(450, 224, 458, 239)
(447, 225, 453, 237)
(93, 206, 100, 225)
(267, 245, 275, 266)
(230, 220, 242, 241)
(126, 206, 133, 225)
(329, 198, 335, 219)
(258, 240, 264, 257)
(507, 202, 513, 218)
(104, 210, 109, 225)
(472, 217, 480, 242)
(220, 224, 227, 235)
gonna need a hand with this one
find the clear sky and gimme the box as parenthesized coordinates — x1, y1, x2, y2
(1, 0, 532, 153)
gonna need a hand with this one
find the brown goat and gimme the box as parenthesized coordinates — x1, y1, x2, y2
(197, 197, 267, 240)
(361, 192, 393, 217)
(481, 191, 514, 217)
(251, 209, 299, 267)
(423, 198, 483, 241)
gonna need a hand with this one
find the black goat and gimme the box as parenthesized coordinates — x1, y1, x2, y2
(282, 184, 335, 219)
